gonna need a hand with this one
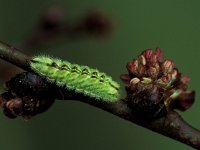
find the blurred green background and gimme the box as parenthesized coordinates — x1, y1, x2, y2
(0, 0, 200, 149)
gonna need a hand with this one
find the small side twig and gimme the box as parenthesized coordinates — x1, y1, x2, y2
(0, 41, 31, 71)
(0, 41, 200, 149)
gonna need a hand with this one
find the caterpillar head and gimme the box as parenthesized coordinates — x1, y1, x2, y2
(120, 48, 195, 120)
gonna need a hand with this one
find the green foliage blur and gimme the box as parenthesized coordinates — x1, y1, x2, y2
(0, 0, 199, 150)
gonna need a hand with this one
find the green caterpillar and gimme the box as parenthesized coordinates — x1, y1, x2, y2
(30, 56, 120, 102)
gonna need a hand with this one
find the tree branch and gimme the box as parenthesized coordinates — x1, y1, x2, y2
(0, 41, 200, 149)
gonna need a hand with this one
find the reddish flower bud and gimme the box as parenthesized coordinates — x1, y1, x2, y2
(155, 47, 163, 61)
(172, 69, 178, 79)
(150, 54, 157, 66)
(162, 60, 174, 73)
(166, 73, 172, 82)
(126, 60, 138, 75)
(120, 74, 131, 84)
(139, 55, 146, 65)
(137, 65, 146, 77)
(181, 76, 190, 84)
(142, 49, 153, 59)
(133, 59, 139, 68)
(130, 78, 140, 86)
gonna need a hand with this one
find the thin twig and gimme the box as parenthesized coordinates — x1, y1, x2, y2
(0, 40, 200, 149)
(0, 41, 31, 70)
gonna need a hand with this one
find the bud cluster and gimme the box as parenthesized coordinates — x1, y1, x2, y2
(0, 72, 55, 119)
(121, 48, 195, 120)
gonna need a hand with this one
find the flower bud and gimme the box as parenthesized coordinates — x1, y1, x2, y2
(139, 55, 146, 65)
(162, 60, 174, 73)
(126, 60, 138, 75)
(130, 78, 140, 86)
(155, 47, 163, 61)
(120, 74, 131, 84)
(142, 49, 153, 59)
